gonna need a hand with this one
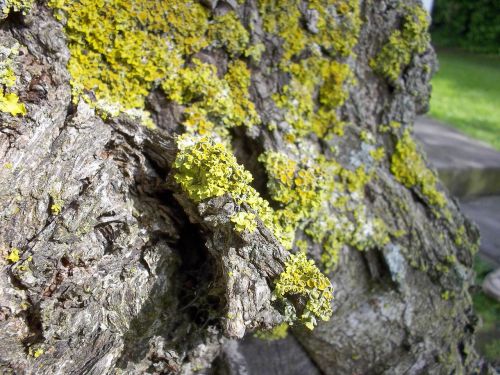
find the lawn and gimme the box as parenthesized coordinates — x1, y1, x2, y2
(430, 49, 500, 365)
(473, 257, 500, 365)
(429, 50, 500, 150)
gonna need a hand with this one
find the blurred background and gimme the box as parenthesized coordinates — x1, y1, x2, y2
(422, 0, 500, 365)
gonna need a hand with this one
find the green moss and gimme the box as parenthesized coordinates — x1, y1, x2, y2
(254, 322, 289, 341)
(275, 252, 333, 330)
(390, 129, 446, 208)
(370, 4, 430, 84)
(0, 43, 26, 116)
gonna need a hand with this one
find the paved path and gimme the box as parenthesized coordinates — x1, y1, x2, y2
(414, 117, 500, 198)
(415, 116, 500, 266)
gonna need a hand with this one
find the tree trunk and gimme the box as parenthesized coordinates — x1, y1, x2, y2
(0, 1, 494, 374)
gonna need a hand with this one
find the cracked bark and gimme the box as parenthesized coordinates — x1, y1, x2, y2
(0, 1, 496, 375)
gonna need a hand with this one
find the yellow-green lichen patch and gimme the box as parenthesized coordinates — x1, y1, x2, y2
(390, 129, 446, 207)
(174, 136, 335, 330)
(173, 135, 284, 241)
(224, 60, 260, 128)
(28, 346, 44, 358)
(208, 11, 249, 57)
(161, 58, 259, 138)
(0, 92, 26, 116)
(231, 211, 257, 233)
(275, 252, 333, 330)
(259, 0, 361, 62)
(5, 247, 20, 263)
(254, 322, 289, 341)
(259, 149, 391, 272)
(258, 0, 360, 140)
(370, 4, 430, 84)
(0, 43, 26, 116)
(49, 192, 64, 216)
(273, 57, 353, 139)
(48, 0, 211, 127)
(0, 0, 33, 19)
(49, 0, 260, 135)
(258, 151, 338, 248)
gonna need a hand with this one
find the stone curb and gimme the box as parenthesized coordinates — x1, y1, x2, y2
(414, 116, 500, 198)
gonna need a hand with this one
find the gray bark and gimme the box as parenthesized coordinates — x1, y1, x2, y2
(0, 1, 495, 374)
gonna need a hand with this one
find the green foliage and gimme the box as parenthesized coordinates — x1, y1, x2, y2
(431, 0, 500, 54)
(371, 5, 430, 84)
(275, 252, 333, 329)
(429, 50, 500, 150)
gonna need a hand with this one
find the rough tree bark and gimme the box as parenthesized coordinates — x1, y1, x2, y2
(0, 1, 495, 374)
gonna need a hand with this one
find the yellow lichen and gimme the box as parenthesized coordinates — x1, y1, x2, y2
(259, 149, 391, 272)
(0, 43, 26, 116)
(224, 60, 260, 128)
(254, 322, 289, 341)
(48, 0, 210, 127)
(0, 92, 26, 116)
(231, 211, 257, 233)
(50, 192, 64, 216)
(49, 0, 260, 135)
(391, 129, 446, 207)
(5, 248, 20, 263)
(208, 11, 249, 57)
(0, 0, 33, 18)
(28, 347, 44, 358)
(258, 0, 360, 139)
(275, 252, 333, 329)
(173, 135, 285, 241)
(370, 4, 430, 84)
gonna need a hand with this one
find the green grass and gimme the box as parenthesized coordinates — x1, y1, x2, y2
(473, 256, 500, 364)
(429, 50, 500, 150)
